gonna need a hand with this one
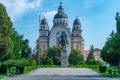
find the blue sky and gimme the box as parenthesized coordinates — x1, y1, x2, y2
(0, 0, 120, 50)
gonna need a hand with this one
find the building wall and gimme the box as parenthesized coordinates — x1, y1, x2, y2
(39, 36, 49, 51)
(71, 37, 84, 53)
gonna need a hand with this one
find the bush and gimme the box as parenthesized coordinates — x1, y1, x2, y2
(0, 64, 7, 74)
(86, 60, 104, 65)
(46, 58, 54, 65)
(99, 66, 106, 73)
(86, 59, 96, 65)
(68, 49, 84, 65)
(79, 61, 86, 65)
(95, 60, 104, 65)
(29, 60, 37, 66)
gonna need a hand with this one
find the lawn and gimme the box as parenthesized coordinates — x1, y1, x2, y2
(0, 74, 6, 79)
(88, 65, 120, 78)
(68, 65, 120, 78)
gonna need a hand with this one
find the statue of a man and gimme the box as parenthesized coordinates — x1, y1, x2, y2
(115, 12, 120, 33)
(59, 31, 69, 51)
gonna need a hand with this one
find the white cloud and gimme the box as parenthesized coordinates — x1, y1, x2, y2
(0, 0, 42, 21)
(42, 11, 57, 28)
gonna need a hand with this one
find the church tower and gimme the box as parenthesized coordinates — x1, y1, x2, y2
(49, 2, 71, 54)
(39, 17, 49, 51)
(53, 2, 69, 28)
(71, 17, 84, 53)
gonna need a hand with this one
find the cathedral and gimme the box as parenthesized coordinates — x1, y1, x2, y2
(39, 3, 84, 55)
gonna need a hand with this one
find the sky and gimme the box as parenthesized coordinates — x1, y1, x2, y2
(0, 0, 120, 50)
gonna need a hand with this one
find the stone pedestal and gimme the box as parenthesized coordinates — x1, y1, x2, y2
(61, 51, 68, 67)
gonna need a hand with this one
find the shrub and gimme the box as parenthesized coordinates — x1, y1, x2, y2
(99, 66, 106, 73)
(0, 64, 7, 74)
(29, 60, 37, 66)
(95, 60, 104, 65)
(68, 49, 84, 65)
(86, 59, 104, 65)
(46, 58, 54, 65)
(79, 61, 86, 65)
(86, 59, 96, 65)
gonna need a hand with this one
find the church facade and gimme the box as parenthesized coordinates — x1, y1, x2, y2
(39, 3, 84, 55)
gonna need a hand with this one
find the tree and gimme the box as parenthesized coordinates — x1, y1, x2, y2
(101, 12, 120, 71)
(35, 38, 41, 65)
(68, 49, 84, 65)
(0, 3, 13, 59)
(40, 46, 62, 65)
(21, 39, 32, 59)
(86, 45, 95, 63)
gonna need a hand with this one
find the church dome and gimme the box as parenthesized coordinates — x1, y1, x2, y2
(54, 2, 68, 19)
(41, 18, 48, 25)
(73, 18, 81, 25)
(54, 12, 68, 19)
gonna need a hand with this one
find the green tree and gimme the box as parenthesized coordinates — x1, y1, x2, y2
(40, 46, 61, 65)
(101, 12, 120, 69)
(35, 38, 41, 65)
(0, 3, 13, 59)
(86, 45, 95, 63)
(21, 39, 32, 59)
(68, 49, 84, 65)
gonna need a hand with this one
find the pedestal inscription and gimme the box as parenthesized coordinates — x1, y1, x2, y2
(61, 51, 68, 67)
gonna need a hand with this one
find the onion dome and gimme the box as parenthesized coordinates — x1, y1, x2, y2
(41, 17, 48, 25)
(40, 17, 49, 30)
(54, 2, 68, 19)
(72, 17, 81, 31)
(73, 17, 81, 25)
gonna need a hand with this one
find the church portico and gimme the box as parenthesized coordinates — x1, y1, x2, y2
(49, 26, 71, 55)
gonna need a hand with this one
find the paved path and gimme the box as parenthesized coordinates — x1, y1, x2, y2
(5, 68, 120, 80)
(28, 68, 100, 76)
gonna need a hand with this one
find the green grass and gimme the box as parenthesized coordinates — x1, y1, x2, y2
(0, 74, 6, 79)
(38, 65, 60, 68)
(68, 65, 120, 78)
(88, 65, 120, 78)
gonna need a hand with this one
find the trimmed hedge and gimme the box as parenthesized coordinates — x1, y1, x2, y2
(0, 59, 37, 74)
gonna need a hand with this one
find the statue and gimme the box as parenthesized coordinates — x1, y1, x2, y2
(58, 31, 69, 51)
(115, 11, 120, 33)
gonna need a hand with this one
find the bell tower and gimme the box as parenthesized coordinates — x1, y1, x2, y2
(71, 17, 84, 53)
(39, 17, 49, 51)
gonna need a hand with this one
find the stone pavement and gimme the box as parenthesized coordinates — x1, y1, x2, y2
(27, 68, 100, 76)
(5, 68, 120, 80)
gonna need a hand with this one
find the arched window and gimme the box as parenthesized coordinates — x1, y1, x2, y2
(57, 22, 59, 25)
(60, 22, 62, 25)
(43, 26, 45, 29)
(63, 22, 64, 25)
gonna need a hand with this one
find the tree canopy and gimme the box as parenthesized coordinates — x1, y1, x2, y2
(86, 45, 95, 63)
(0, 3, 13, 58)
(40, 46, 62, 65)
(101, 12, 120, 67)
(0, 3, 32, 61)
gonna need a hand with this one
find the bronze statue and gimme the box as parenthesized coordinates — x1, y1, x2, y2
(59, 31, 69, 51)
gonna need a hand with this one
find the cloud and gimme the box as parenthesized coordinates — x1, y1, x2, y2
(0, 0, 42, 21)
(42, 11, 57, 28)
